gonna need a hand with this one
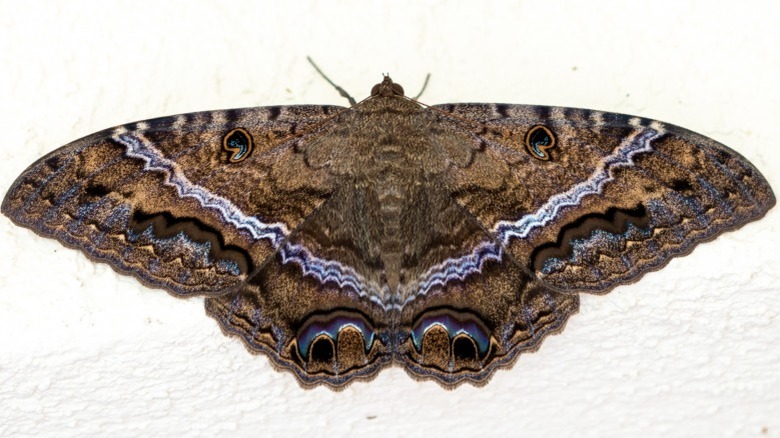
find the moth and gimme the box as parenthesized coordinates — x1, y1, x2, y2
(3, 71, 774, 388)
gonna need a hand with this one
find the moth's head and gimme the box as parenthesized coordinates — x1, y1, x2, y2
(371, 75, 405, 98)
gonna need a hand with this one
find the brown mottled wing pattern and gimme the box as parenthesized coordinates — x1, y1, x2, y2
(435, 103, 775, 293)
(3, 76, 775, 389)
(2, 105, 344, 295)
(2, 104, 402, 386)
(393, 207, 580, 386)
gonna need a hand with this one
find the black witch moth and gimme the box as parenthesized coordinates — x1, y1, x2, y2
(2, 76, 774, 388)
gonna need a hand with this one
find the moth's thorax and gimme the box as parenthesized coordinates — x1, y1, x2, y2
(343, 96, 439, 173)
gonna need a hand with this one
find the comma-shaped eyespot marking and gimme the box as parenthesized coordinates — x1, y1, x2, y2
(525, 125, 556, 160)
(222, 128, 254, 163)
(409, 309, 494, 370)
(294, 311, 377, 375)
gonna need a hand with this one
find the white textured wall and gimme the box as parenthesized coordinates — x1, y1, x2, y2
(1, 1, 778, 437)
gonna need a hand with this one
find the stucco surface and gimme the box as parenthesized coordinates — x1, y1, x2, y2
(1, 2, 778, 437)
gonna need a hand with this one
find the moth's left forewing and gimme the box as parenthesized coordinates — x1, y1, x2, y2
(436, 104, 775, 294)
(1, 106, 343, 297)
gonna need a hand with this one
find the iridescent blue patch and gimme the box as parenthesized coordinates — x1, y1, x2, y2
(297, 313, 375, 359)
(411, 310, 491, 356)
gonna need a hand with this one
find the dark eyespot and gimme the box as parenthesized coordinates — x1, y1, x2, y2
(411, 309, 492, 359)
(525, 125, 556, 160)
(310, 337, 335, 363)
(452, 336, 478, 361)
(222, 128, 253, 162)
(296, 312, 375, 361)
